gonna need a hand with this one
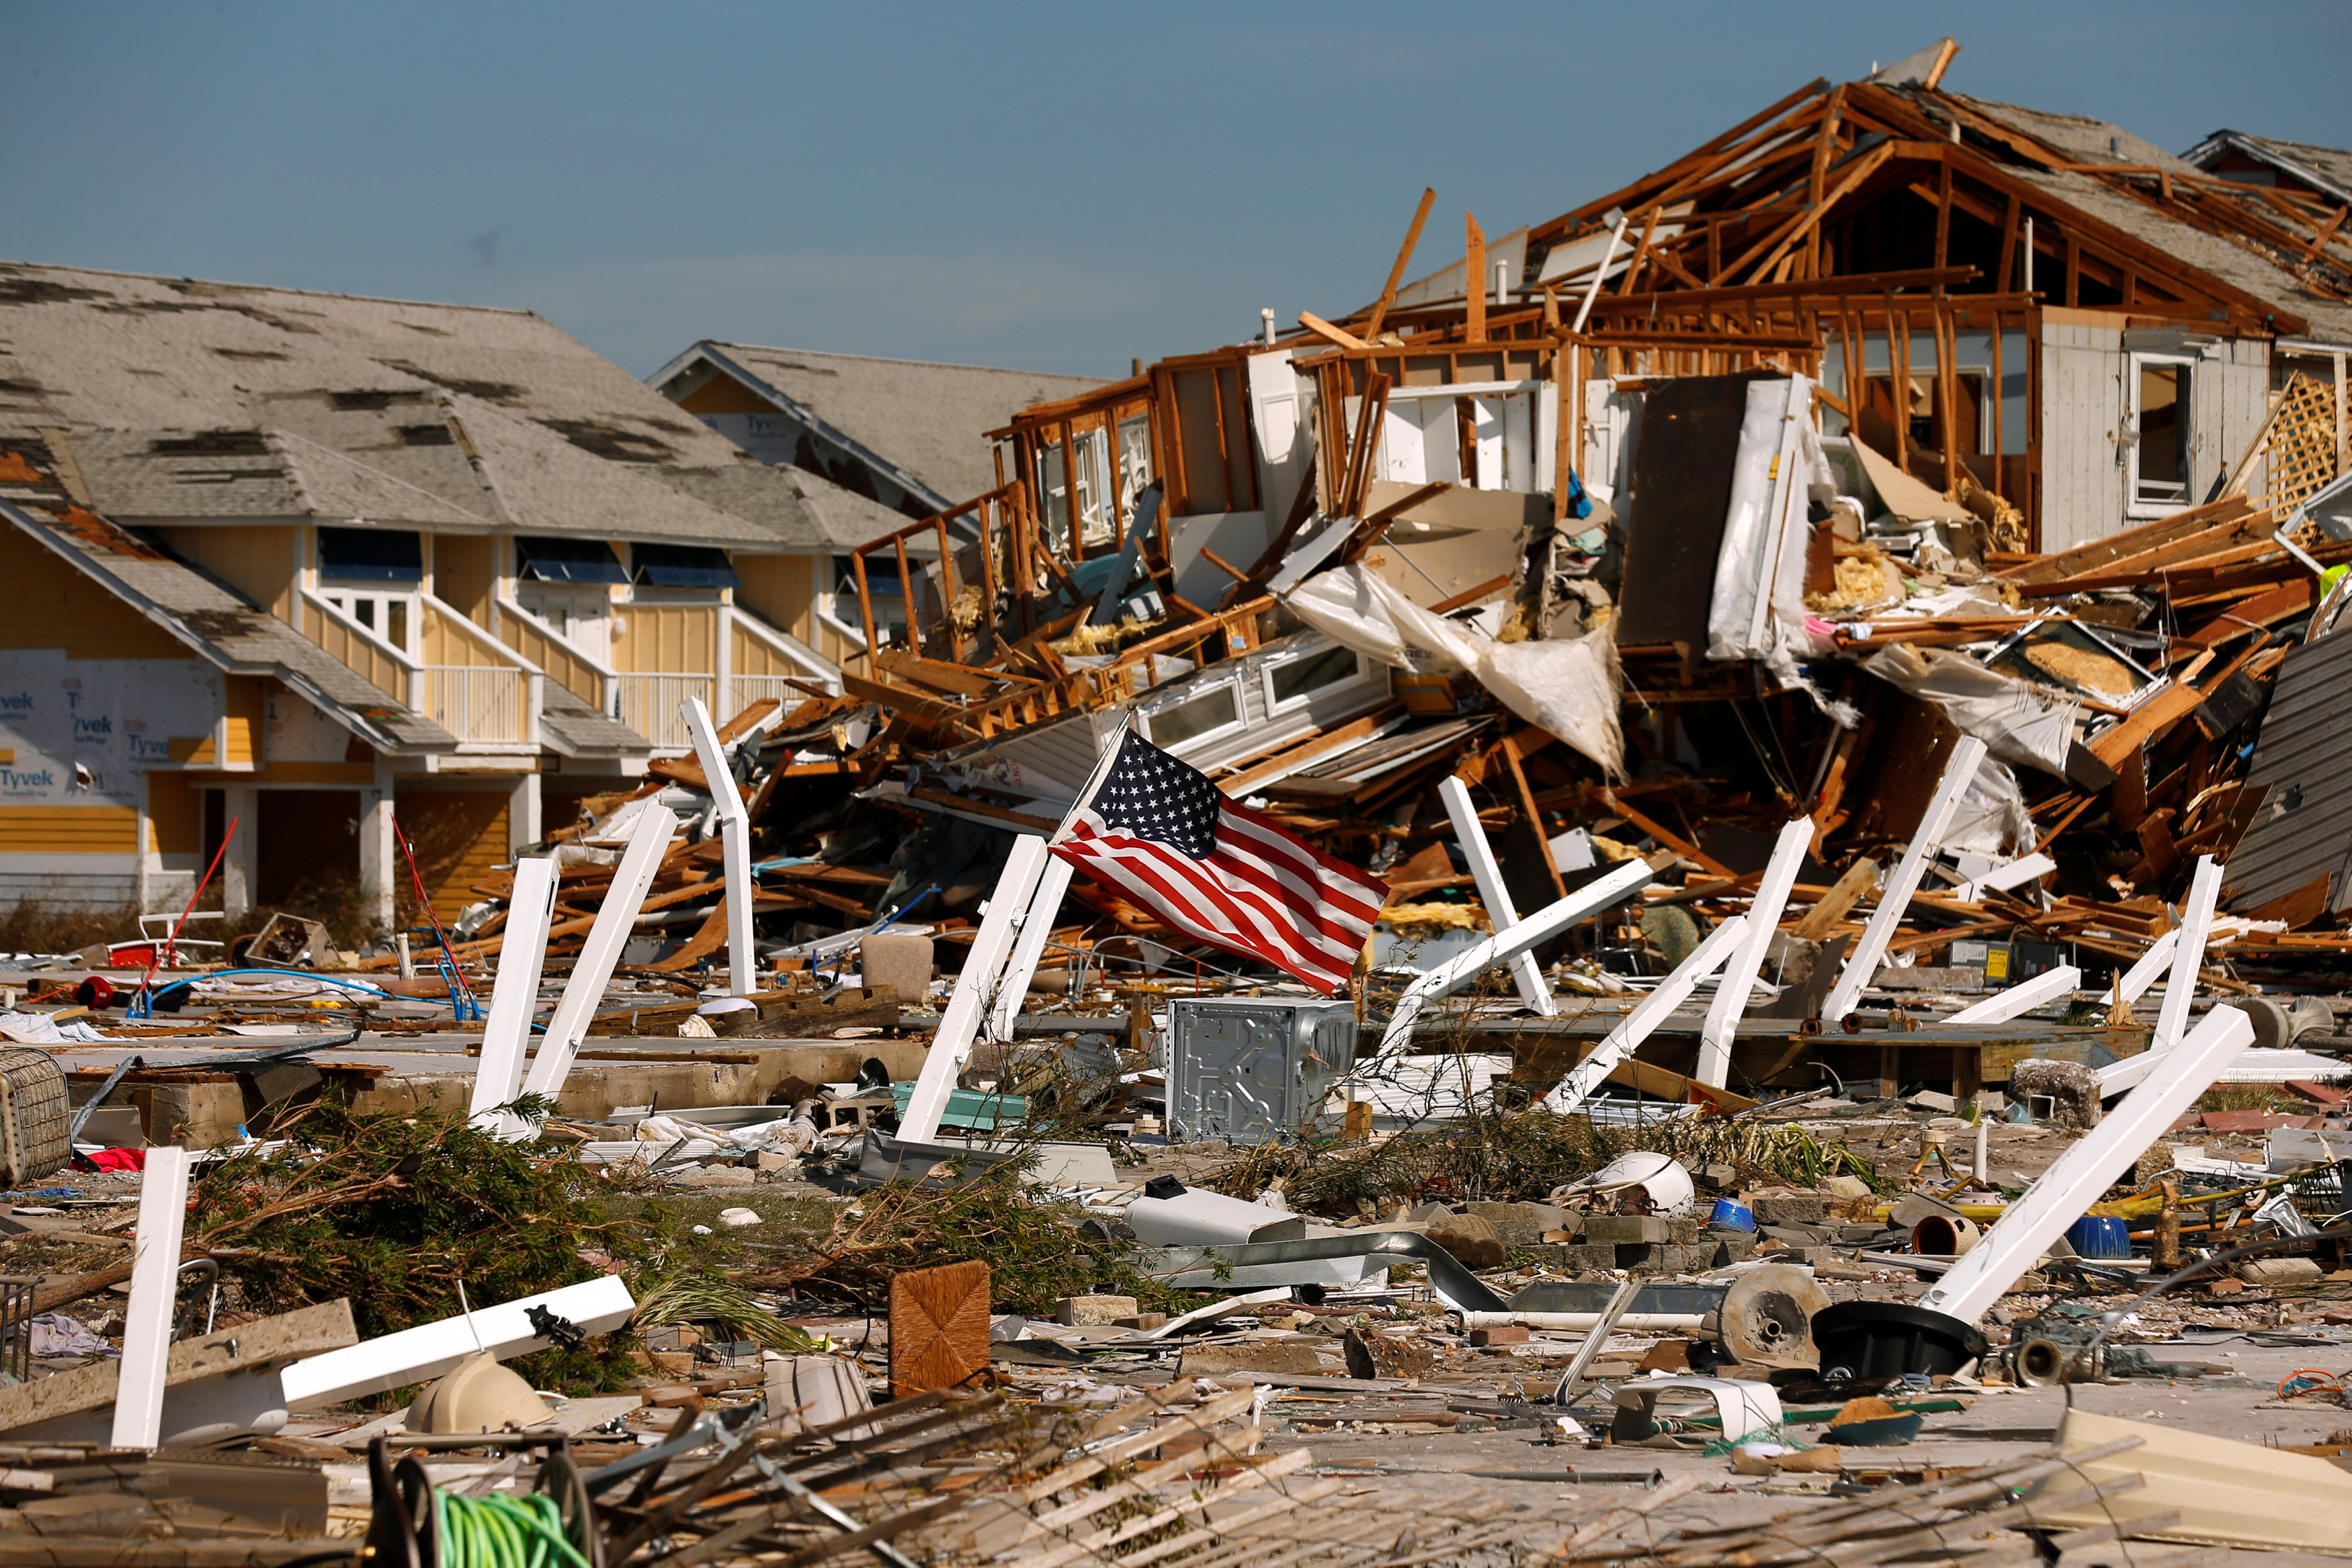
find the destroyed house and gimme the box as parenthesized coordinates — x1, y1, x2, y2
(800, 42, 2351, 942)
(0, 262, 913, 922)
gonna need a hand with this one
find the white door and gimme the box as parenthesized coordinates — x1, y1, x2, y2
(516, 584, 614, 663)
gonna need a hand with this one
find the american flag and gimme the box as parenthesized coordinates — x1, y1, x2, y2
(1048, 730, 1389, 996)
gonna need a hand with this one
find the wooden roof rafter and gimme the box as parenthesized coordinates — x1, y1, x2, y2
(1529, 77, 1833, 248)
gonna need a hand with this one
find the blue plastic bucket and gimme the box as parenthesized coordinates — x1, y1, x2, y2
(1709, 1198, 1757, 1232)
(2066, 1214, 2131, 1259)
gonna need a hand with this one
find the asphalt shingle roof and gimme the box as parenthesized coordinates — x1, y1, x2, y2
(681, 342, 1103, 507)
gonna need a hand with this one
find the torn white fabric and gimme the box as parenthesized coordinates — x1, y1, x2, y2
(1943, 755, 2038, 858)
(1861, 644, 2079, 778)
(1707, 376, 1857, 725)
(0, 1010, 105, 1045)
(1283, 564, 1624, 775)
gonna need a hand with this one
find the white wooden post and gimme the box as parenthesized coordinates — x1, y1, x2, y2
(986, 853, 1075, 1041)
(1437, 777, 1554, 1014)
(2151, 855, 2224, 1055)
(1943, 963, 2081, 1025)
(2098, 856, 2226, 1096)
(682, 697, 757, 996)
(280, 1276, 636, 1409)
(2115, 929, 2180, 1004)
(1544, 916, 1749, 1114)
(112, 1146, 193, 1450)
(470, 856, 557, 1134)
(1921, 1004, 2253, 1323)
(1696, 817, 1812, 1086)
(898, 835, 1052, 1143)
(519, 804, 679, 1104)
(1378, 859, 1653, 1055)
(1820, 736, 1989, 1022)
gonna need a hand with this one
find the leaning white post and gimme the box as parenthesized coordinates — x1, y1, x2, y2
(1437, 776, 1554, 1015)
(1697, 817, 1812, 1086)
(519, 804, 679, 1105)
(470, 856, 557, 1135)
(2150, 855, 2224, 1055)
(1821, 735, 1989, 1022)
(682, 697, 757, 996)
(2115, 929, 2181, 1005)
(1378, 859, 1653, 1055)
(112, 1145, 194, 1450)
(986, 853, 1076, 1042)
(1545, 915, 1749, 1113)
(1943, 963, 2081, 1025)
(899, 835, 1053, 1143)
(1921, 1004, 2254, 1323)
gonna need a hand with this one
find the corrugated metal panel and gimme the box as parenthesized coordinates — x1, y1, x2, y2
(2224, 626, 2352, 912)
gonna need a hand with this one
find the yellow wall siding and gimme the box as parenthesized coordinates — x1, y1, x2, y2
(0, 805, 139, 854)
(614, 603, 716, 674)
(0, 529, 189, 660)
(147, 771, 202, 855)
(732, 554, 816, 646)
(224, 678, 264, 765)
(497, 615, 604, 706)
(393, 789, 509, 926)
(420, 601, 509, 668)
(433, 533, 494, 621)
(155, 526, 298, 621)
(306, 610, 409, 703)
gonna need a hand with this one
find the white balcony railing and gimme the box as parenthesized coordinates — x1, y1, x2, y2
(728, 674, 811, 717)
(618, 672, 716, 751)
(734, 610, 842, 692)
(421, 666, 529, 744)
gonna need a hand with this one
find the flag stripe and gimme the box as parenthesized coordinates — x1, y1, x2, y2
(1046, 732, 1388, 996)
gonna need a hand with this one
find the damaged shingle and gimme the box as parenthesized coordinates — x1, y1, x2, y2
(148, 431, 273, 458)
(534, 417, 681, 463)
(376, 359, 526, 404)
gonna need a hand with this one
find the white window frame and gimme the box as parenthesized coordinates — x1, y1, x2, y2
(317, 583, 421, 659)
(1373, 380, 1545, 494)
(1138, 677, 1247, 755)
(2127, 351, 2198, 519)
(1259, 640, 1376, 716)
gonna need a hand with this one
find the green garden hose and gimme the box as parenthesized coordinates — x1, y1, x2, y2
(431, 1487, 591, 1568)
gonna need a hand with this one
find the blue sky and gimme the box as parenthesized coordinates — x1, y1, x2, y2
(5, 2, 2346, 380)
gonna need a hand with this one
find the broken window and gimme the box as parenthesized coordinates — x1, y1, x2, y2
(1263, 642, 1365, 711)
(1036, 428, 1117, 558)
(821, 554, 904, 647)
(2130, 353, 2195, 513)
(1375, 382, 1543, 494)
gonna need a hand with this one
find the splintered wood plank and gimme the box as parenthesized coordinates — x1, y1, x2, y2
(890, 1259, 992, 1397)
(1792, 857, 1880, 943)
(648, 898, 730, 973)
(2086, 682, 2206, 769)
